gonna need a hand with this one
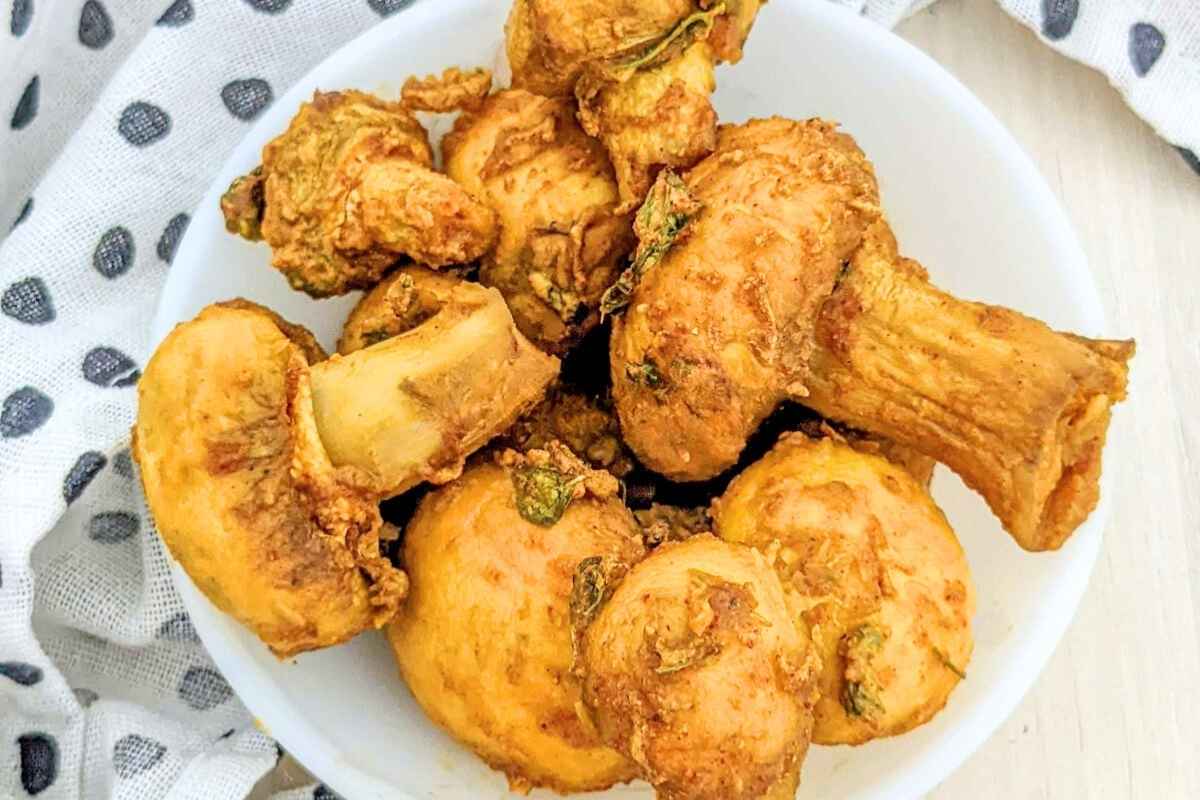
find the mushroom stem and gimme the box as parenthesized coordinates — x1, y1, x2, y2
(309, 279, 559, 496)
(802, 240, 1134, 552)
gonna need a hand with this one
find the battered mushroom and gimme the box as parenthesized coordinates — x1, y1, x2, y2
(134, 301, 406, 658)
(336, 265, 459, 355)
(388, 446, 644, 794)
(506, 0, 763, 210)
(221, 90, 496, 297)
(576, 534, 820, 800)
(443, 89, 634, 351)
(135, 286, 556, 656)
(610, 118, 1134, 551)
(713, 433, 976, 743)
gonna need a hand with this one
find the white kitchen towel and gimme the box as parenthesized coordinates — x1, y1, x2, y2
(0, 1, 1195, 799)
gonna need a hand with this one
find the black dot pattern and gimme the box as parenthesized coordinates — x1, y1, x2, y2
(78, 0, 113, 49)
(314, 785, 343, 800)
(157, 213, 190, 263)
(243, 0, 291, 13)
(367, 0, 415, 16)
(63, 451, 107, 503)
(11, 74, 39, 130)
(18, 733, 58, 795)
(1178, 147, 1200, 176)
(82, 346, 140, 387)
(178, 666, 233, 710)
(73, 687, 99, 707)
(1041, 0, 1078, 41)
(2, 277, 55, 324)
(0, 661, 43, 686)
(112, 448, 134, 478)
(118, 101, 171, 146)
(156, 0, 192, 27)
(113, 733, 167, 779)
(12, 196, 33, 229)
(221, 79, 273, 121)
(1129, 22, 1165, 77)
(1, 386, 53, 438)
(157, 612, 200, 643)
(93, 226, 135, 278)
(88, 511, 140, 543)
(11, 0, 32, 36)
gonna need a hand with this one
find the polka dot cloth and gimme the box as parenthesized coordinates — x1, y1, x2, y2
(0, 2, 417, 798)
(0, 0, 1193, 799)
(836, 0, 1199, 176)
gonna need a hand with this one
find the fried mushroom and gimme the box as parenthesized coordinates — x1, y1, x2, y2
(388, 446, 643, 794)
(221, 90, 496, 297)
(576, 534, 820, 800)
(712, 433, 976, 744)
(443, 89, 634, 351)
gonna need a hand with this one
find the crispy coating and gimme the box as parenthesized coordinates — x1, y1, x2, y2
(507, 0, 764, 210)
(576, 39, 718, 211)
(401, 67, 492, 112)
(611, 118, 880, 480)
(577, 534, 819, 800)
(133, 304, 407, 658)
(794, 418, 937, 488)
(611, 118, 1132, 550)
(713, 434, 976, 743)
(803, 222, 1135, 551)
(309, 271, 559, 495)
(220, 90, 496, 297)
(388, 455, 643, 794)
(443, 90, 634, 351)
(505, 0, 697, 97)
(336, 265, 460, 355)
(501, 385, 635, 477)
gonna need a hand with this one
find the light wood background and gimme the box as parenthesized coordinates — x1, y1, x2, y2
(256, 0, 1200, 797)
(907, 1, 1200, 797)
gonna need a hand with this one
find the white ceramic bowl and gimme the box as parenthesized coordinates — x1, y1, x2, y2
(155, 1, 1114, 798)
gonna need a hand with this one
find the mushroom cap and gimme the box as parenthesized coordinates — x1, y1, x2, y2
(579, 534, 819, 800)
(388, 458, 643, 794)
(713, 434, 976, 744)
(134, 302, 407, 658)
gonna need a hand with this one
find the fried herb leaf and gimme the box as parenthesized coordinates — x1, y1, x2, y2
(840, 623, 887, 721)
(617, 2, 727, 76)
(933, 646, 967, 679)
(625, 360, 665, 389)
(601, 171, 701, 317)
(511, 465, 584, 526)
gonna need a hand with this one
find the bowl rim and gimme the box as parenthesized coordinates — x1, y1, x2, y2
(155, 1, 1109, 798)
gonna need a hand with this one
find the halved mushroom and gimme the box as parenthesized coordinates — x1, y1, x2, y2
(134, 277, 557, 656)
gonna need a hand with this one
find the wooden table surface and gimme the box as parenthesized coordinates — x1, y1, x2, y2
(903, 1, 1200, 798)
(257, 1, 1200, 797)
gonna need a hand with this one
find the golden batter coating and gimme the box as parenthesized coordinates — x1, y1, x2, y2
(803, 221, 1135, 551)
(336, 265, 460, 355)
(610, 117, 1132, 550)
(401, 66, 492, 112)
(610, 118, 880, 481)
(576, 534, 820, 800)
(134, 303, 407, 658)
(501, 385, 635, 477)
(220, 90, 496, 297)
(443, 89, 634, 351)
(506, 0, 764, 210)
(388, 451, 643, 794)
(713, 434, 976, 743)
(308, 273, 559, 495)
